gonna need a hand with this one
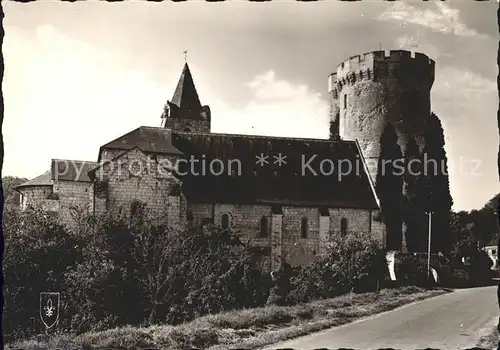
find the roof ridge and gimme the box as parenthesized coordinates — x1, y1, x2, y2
(14, 170, 53, 189)
(52, 158, 99, 164)
(138, 126, 355, 144)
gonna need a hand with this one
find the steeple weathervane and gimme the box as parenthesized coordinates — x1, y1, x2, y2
(183, 50, 188, 62)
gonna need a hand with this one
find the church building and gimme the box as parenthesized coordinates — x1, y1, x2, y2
(17, 52, 433, 271)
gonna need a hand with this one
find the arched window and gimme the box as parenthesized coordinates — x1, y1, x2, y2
(341, 217, 348, 236)
(130, 199, 145, 217)
(301, 217, 308, 239)
(186, 210, 193, 222)
(183, 127, 192, 132)
(221, 213, 230, 230)
(260, 216, 268, 237)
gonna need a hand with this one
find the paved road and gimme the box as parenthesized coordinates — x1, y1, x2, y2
(263, 286, 499, 350)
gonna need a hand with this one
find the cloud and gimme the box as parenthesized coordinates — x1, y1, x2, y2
(433, 66, 496, 109)
(3, 24, 330, 179)
(379, 2, 485, 37)
(209, 70, 329, 139)
(395, 35, 445, 61)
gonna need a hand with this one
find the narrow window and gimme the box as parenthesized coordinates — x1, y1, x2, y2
(186, 210, 193, 222)
(301, 217, 308, 239)
(260, 216, 268, 237)
(131, 199, 145, 218)
(341, 217, 348, 236)
(343, 94, 347, 110)
(221, 213, 229, 229)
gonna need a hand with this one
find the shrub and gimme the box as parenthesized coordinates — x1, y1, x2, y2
(286, 231, 386, 304)
(3, 205, 83, 339)
(4, 205, 271, 340)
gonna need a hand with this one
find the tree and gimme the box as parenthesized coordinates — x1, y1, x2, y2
(376, 123, 404, 250)
(422, 113, 453, 253)
(3, 205, 83, 338)
(2, 176, 28, 209)
(402, 136, 425, 252)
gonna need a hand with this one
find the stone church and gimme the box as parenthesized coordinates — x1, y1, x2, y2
(16, 49, 446, 270)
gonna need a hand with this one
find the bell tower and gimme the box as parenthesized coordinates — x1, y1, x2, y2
(161, 60, 211, 133)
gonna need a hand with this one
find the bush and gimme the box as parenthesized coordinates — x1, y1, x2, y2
(3, 206, 83, 339)
(3, 206, 388, 342)
(3, 205, 271, 340)
(286, 231, 386, 305)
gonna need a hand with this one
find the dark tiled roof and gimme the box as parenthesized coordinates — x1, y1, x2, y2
(170, 131, 378, 209)
(51, 159, 99, 182)
(15, 170, 53, 189)
(171, 63, 202, 110)
(98, 127, 183, 161)
(95, 126, 378, 209)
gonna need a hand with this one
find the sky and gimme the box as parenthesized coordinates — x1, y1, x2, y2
(3, 1, 498, 212)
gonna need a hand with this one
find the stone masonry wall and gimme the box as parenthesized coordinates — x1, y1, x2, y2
(187, 202, 375, 271)
(52, 181, 92, 226)
(100, 148, 127, 164)
(165, 118, 211, 133)
(18, 186, 59, 212)
(328, 208, 371, 235)
(93, 148, 183, 226)
(330, 50, 434, 185)
(281, 206, 319, 267)
(215, 203, 273, 271)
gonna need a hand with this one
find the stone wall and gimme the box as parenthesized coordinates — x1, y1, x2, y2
(18, 186, 59, 212)
(328, 208, 370, 234)
(93, 148, 184, 227)
(187, 202, 376, 271)
(330, 50, 435, 185)
(52, 180, 92, 225)
(99, 148, 126, 164)
(165, 118, 211, 133)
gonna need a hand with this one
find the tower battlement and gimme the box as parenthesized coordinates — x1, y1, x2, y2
(328, 50, 435, 94)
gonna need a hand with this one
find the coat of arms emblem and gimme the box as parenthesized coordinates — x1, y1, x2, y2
(40, 292, 60, 332)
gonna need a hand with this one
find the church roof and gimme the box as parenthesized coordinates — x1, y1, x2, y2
(98, 127, 183, 161)
(170, 63, 202, 110)
(15, 159, 100, 190)
(51, 159, 99, 182)
(171, 131, 378, 209)
(97, 126, 379, 209)
(15, 170, 53, 189)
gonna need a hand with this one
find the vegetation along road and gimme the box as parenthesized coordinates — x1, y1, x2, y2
(263, 286, 498, 350)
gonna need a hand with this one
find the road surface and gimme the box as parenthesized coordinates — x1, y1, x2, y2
(262, 286, 499, 350)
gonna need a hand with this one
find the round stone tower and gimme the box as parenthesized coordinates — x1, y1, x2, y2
(328, 50, 435, 183)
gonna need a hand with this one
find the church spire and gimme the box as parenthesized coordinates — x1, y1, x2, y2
(161, 57, 211, 133)
(170, 62, 202, 111)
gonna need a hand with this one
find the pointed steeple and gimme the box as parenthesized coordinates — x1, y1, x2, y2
(170, 63, 202, 111)
(161, 60, 211, 133)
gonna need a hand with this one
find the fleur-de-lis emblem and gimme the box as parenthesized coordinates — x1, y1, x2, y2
(44, 299, 55, 317)
(40, 292, 60, 331)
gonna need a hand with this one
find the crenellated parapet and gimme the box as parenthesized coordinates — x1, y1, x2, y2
(328, 50, 435, 93)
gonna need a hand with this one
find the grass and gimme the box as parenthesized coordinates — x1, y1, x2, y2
(475, 319, 499, 350)
(6, 286, 450, 350)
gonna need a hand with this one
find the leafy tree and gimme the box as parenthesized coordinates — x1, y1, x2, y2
(3, 205, 82, 339)
(2, 176, 28, 209)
